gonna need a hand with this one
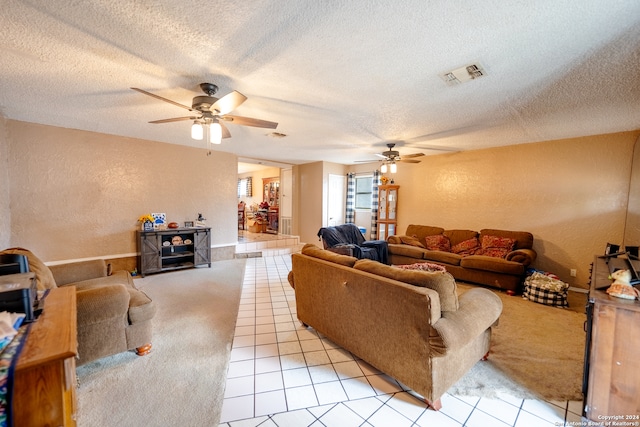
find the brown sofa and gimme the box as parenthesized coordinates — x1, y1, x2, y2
(288, 244, 502, 410)
(0, 248, 156, 365)
(388, 225, 537, 294)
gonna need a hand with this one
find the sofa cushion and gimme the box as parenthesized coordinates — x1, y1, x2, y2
(354, 259, 459, 312)
(388, 243, 427, 259)
(424, 234, 451, 252)
(399, 235, 425, 248)
(301, 243, 357, 267)
(422, 250, 463, 266)
(477, 234, 516, 258)
(405, 225, 445, 242)
(460, 255, 525, 275)
(0, 247, 57, 291)
(451, 237, 480, 256)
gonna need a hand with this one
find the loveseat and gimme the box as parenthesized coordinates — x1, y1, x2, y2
(388, 225, 537, 294)
(0, 248, 156, 365)
(288, 244, 503, 410)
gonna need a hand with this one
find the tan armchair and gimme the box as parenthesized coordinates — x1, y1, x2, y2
(0, 248, 156, 365)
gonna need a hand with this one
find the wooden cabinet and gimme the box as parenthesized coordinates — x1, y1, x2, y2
(263, 177, 280, 208)
(377, 185, 399, 240)
(14, 287, 78, 426)
(583, 256, 640, 420)
(137, 227, 211, 277)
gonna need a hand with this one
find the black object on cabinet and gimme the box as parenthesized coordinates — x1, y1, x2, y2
(137, 227, 211, 277)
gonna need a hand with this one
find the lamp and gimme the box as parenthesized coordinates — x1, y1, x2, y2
(390, 162, 397, 173)
(380, 163, 388, 174)
(210, 121, 222, 145)
(191, 121, 203, 140)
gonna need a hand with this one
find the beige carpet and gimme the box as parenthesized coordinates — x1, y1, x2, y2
(75, 259, 245, 427)
(449, 283, 586, 401)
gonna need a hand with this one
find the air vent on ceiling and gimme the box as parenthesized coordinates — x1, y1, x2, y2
(441, 63, 486, 86)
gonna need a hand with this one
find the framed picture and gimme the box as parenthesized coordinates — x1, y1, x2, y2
(184, 221, 194, 227)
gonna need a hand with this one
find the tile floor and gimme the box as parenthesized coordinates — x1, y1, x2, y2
(219, 254, 586, 427)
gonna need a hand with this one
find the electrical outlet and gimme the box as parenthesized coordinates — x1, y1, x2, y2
(570, 269, 577, 277)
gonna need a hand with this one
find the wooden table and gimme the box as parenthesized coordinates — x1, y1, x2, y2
(584, 256, 640, 420)
(14, 286, 78, 426)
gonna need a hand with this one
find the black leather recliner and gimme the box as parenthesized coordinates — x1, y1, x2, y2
(317, 223, 389, 264)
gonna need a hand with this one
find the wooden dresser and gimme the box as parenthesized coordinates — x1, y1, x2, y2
(14, 286, 78, 426)
(583, 256, 640, 420)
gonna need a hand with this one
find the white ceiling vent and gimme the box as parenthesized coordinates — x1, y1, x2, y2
(441, 63, 486, 86)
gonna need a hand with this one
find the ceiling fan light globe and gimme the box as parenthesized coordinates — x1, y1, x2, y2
(381, 163, 388, 174)
(191, 121, 203, 140)
(390, 163, 397, 174)
(210, 122, 222, 144)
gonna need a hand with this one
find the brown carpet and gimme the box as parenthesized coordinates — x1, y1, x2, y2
(75, 260, 245, 427)
(449, 283, 586, 401)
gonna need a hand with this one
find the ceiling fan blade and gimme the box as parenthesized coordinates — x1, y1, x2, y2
(403, 153, 425, 158)
(149, 116, 199, 124)
(219, 121, 232, 139)
(221, 115, 278, 129)
(374, 153, 387, 159)
(131, 87, 194, 111)
(399, 159, 421, 163)
(211, 91, 247, 115)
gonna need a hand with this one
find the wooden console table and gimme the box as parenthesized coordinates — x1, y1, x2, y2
(583, 256, 640, 420)
(14, 286, 78, 426)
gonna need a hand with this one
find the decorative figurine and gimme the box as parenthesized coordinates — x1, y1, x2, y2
(606, 269, 640, 300)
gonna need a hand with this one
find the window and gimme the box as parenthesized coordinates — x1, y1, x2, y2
(355, 175, 372, 209)
(237, 177, 252, 198)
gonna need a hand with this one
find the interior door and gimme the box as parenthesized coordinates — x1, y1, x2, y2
(328, 174, 345, 226)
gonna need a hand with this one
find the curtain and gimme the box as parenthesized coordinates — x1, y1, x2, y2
(370, 170, 380, 239)
(345, 173, 356, 224)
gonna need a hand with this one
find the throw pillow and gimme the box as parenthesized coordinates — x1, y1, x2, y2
(451, 237, 479, 256)
(355, 259, 458, 312)
(425, 234, 451, 252)
(478, 235, 516, 258)
(400, 235, 426, 248)
(395, 262, 447, 273)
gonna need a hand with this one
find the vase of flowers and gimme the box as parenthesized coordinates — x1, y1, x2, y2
(138, 214, 155, 231)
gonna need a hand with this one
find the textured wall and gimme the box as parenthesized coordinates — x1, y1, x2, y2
(0, 116, 10, 248)
(296, 161, 324, 246)
(6, 120, 238, 262)
(625, 137, 640, 246)
(391, 131, 639, 288)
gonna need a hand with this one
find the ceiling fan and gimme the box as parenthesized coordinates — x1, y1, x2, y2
(375, 143, 424, 163)
(131, 83, 278, 144)
(357, 143, 424, 173)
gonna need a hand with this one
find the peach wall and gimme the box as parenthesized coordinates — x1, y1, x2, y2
(6, 120, 238, 262)
(391, 131, 640, 288)
(296, 161, 324, 246)
(0, 117, 10, 248)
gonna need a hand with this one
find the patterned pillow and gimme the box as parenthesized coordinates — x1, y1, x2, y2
(395, 262, 447, 272)
(425, 234, 451, 252)
(451, 237, 480, 256)
(477, 235, 516, 258)
(400, 235, 426, 248)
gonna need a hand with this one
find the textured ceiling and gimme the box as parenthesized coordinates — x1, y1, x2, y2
(1, 0, 639, 166)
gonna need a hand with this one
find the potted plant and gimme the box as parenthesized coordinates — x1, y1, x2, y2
(138, 214, 155, 231)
